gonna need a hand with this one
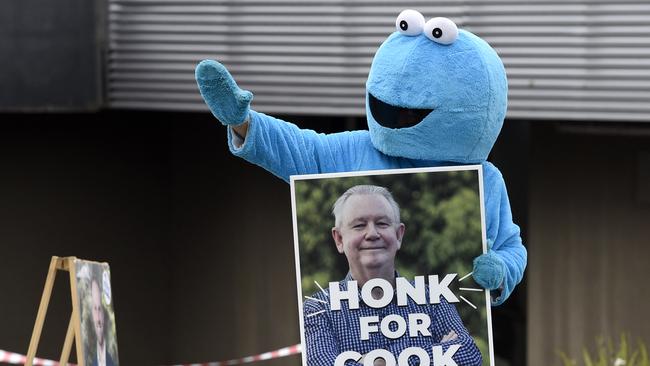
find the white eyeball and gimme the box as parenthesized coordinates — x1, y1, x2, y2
(395, 9, 425, 36)
(423, 17, 458, 45)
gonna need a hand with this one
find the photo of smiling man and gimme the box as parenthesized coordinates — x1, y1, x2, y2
(75, 260, 120, 366)
(291, 167, 493, 366)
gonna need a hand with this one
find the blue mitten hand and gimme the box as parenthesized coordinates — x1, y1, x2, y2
(195, 59, 253, 125)
(472, 250, 505, 290)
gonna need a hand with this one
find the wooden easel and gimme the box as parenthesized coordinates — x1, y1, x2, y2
(25, 256, 84, 366)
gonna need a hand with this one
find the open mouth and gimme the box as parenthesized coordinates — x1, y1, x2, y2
(369, 93, 433, 129)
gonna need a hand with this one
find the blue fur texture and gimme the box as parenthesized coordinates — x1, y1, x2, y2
(196, 59, 253, 125)
(196, 20, 526, 306)
(366, 30, 507, 163)
(473, 250, 506, 290)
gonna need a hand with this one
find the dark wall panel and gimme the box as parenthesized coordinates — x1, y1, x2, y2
(528, 122, 650, 366)
(0, 0, 104, 111)
(0, 114, 171, 364)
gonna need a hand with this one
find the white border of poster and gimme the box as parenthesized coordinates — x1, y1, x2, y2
(290, 166, 494, 366)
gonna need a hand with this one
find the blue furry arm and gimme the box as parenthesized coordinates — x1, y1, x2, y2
(227, 110, 369, 182)
(196, 59, 367, 181)
(478, 162, 527, 305)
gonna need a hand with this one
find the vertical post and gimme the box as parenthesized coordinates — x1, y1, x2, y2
(25, 256, 62, 366)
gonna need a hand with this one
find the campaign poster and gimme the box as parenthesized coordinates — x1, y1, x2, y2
(290, 166, 493, 366)
(74, 259, 120, 366)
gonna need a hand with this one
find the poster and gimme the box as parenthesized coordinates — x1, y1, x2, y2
(290, 166, 493, 366)
(74, 259, 120, 366)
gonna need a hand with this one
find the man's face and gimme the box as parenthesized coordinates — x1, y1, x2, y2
(332, 194, 405, 272)
(91, 280, 105, 345)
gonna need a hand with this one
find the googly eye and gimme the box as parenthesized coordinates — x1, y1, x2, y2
(423, 17, 458, 45)
(395, 9, 425, 36)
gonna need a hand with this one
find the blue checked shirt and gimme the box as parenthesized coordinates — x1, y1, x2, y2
(303, 273, 482, 366)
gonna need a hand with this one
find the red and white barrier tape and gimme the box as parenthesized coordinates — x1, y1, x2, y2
(170, 344, 302, 366)
(0, 349, 73, 366)
(0, 344, 301, 366)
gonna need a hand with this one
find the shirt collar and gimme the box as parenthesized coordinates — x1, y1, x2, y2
(343, 270, 400, 282)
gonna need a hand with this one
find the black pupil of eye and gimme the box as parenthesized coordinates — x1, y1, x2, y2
(432, 28, 443, 38)
(400, 20, 408, 31)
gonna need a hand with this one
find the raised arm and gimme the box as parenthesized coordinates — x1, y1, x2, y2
(196, 59, 369, 182)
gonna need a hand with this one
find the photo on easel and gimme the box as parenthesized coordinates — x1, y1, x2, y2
(290, 166, 494, 366)
(74, 260, 119, 366)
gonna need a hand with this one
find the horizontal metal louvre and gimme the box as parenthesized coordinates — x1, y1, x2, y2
(108, 0, 650, 122)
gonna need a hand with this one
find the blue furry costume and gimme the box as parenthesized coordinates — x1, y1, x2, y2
(195, 10, 526, 306)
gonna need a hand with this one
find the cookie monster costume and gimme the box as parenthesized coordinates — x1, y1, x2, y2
(195, 10, 526, 306)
